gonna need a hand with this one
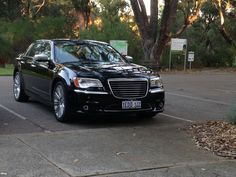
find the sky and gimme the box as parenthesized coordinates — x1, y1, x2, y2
(144, 0, 163, 15)
(144, 1, 151, 15)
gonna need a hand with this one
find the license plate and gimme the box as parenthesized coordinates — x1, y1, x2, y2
(122, 101, 141, 109)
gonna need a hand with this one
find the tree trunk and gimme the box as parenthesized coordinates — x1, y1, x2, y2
(142, 38, 154, 61)
(78, 11, 86, 30)
(130, 0, 179, 67)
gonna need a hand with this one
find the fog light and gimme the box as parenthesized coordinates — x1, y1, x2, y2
(83, 105, 89, 111)
(159, 102, 164, 109)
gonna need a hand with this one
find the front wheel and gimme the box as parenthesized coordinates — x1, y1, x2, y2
(13, 72, 29, 102)
(53, 82, 71, 122)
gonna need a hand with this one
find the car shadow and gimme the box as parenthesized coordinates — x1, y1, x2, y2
(27, 99, 158, 129)
(68, 113, 155, 128)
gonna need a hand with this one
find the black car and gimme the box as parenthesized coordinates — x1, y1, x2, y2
(13, 39, 164, 122)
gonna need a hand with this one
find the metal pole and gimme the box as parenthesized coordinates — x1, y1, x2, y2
(169, 47, 172, 71)
(184, 51, 187, 71)
(189, 61, 192, 70)
(184, 43, 188, 71)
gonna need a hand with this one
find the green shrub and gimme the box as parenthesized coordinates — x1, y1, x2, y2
(80, 17, 144, 63)
(35, 16, 72, 39)
(227, 105, 236, 125)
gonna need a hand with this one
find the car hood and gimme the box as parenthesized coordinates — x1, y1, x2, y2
(63, 62, 157, 79)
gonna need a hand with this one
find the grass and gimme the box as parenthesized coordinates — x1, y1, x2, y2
(0, 64, 14, 76)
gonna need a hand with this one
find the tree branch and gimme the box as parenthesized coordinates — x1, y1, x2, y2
(150, 0, 158, 40)
(150, 0, 178, 63)
(159, 0, 178, 40)
(172, 0, 204, 38)
(34, 0, 46, 17)
(130, 0, 149, 39)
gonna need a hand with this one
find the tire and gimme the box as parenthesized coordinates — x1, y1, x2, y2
(137, 112, 157, 119)
(52, 82, 71, 122)
(13, 72, 29, 102)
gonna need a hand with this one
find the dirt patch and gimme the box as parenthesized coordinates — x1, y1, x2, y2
(190, 121, 236, 159)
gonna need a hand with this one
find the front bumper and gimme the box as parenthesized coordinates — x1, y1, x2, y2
(71, 88, 165, 114)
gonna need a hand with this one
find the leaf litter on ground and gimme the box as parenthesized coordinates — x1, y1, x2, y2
(190, 121, 236, 159)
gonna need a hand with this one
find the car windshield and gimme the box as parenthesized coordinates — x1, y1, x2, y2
(55, 42, 127, 64)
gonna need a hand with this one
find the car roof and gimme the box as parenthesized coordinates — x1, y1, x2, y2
(36, 39, 109, 45)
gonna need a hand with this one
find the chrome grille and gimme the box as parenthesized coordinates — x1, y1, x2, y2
(108, 79, 148, 99)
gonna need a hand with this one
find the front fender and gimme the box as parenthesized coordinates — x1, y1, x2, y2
(50, 67, 77, 100)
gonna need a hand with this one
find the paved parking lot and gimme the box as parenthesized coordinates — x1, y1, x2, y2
(0, 71, 236, 177)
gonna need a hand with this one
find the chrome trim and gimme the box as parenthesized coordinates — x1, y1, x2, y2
(149, 88, 165, 94)
(108, 78, 149, 99)
(74, 89, 108, 95)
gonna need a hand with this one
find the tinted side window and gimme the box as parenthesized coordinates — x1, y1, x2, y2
(26, 43, 41, 57)
(25, 44, 36, 57)
(26, 42, 51, 58)
(42, 43, 51, 58)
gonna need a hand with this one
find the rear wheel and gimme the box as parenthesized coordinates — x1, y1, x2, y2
(13, 72, 29, 102)
(53, 82, 71, 122)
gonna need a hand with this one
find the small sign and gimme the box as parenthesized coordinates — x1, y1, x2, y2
(188, 51, 194, 62)
(110, 40, 128, 55)
(171, 38, 187, 51)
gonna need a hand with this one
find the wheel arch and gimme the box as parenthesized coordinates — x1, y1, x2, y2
(13, 68, 19, 77)
(50, 76, 72, 101)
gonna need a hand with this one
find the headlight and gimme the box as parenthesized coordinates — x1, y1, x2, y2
(150, 77, 163, 88)
(73, 78, 103, 89)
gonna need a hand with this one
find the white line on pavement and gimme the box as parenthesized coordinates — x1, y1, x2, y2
(159, 113, 195, 123)
(166, 92, 231, 106)
(0, 104, 27, 120)
(215, 89, 236, 93)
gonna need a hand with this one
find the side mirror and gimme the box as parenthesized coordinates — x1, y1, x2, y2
(125, 55, 133, 63)
(34, 54, 50, 62)
(16, 53, 24, 60)
(18, 53, 24, 58)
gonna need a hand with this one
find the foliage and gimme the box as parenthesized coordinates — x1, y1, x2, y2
(0, 0, 21, 20)
(227, 105, 236, 125)
(80, 0, 143, 63)
(80, 18, 143, 63)
(0, 0, 236, 68)
(0, 35, 12, 63)
(0, 16, 71, 63)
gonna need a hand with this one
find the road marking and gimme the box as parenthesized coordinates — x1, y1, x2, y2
(160, 113, 194, 123)
(215, 89, 236, 93)
(166, 92, 231, 106)
(0, 104, 27, 120)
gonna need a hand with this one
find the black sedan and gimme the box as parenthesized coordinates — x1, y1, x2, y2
(13, 39, 165, 122)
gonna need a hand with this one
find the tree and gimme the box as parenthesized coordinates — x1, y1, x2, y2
(95, 0, 129, 22)
(71, 0, 93, 30)
(131, 0, 236, 67)
(130, 0, 177, 65)
(130, 0, 204, 66)
(21, 0, 46, 19)
(0, 0, 21, 20)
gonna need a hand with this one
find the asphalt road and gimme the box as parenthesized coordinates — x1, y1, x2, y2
(0, 71, 236, 177)
(0, 71, 235, 134)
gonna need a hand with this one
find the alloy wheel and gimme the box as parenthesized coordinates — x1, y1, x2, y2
(13, 74, 21, 100)
(53, 85, 65, 119)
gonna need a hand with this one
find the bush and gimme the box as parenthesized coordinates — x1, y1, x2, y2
(35, 16, 72, 39)
(0, 16, 74, 63)
(226, 105, 236, 125)
(80, 17, 144, 63)
(0, 35, 12, 64)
